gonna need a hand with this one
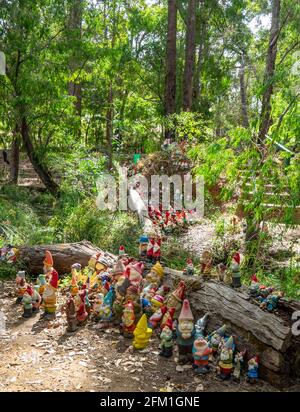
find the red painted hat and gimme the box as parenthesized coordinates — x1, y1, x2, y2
(164, 317, 173, 331)
(172, 280, 186, 302)
(178, 299, 194, 321)
(233, 252, 240, 264)
(50, 269, 58, 289)
(26, 285, 33, 296)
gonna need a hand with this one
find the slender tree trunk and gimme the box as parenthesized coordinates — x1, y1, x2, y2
(239, 54, 249, 128)
(258, 0, 281, 141)
(182, 0, 197, 112)
(20, 115, 59, 197)
(106, 83, 114, 170)
(68, 0, 83, 128)
(164, 0, 177, 140)
(193, 1, 206, 110)
(9, 124, 20, 184)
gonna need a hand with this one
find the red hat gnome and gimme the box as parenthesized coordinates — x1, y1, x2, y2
(166, 280, 186, 318)
(159, 315, 174, 358)
(176, 299, 195, 364)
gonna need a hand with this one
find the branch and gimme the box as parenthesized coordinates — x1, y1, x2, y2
(275, 93, 299, 132)
(278, 41, 300, 66)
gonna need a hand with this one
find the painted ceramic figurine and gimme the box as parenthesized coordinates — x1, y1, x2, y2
(160, 306, 175, 332)
(183, 259, 194, 276)
(233, 350, 246, 382)
(92, 292, 104, 320)
(176, 299, 195, 364)
(139, 235, 149, 259)
(22, 286, 33, 318)
(70, 264, 79, 297)
(37, 274, 47, 297)
(201, 250, 213, 278)
(121, 301, 136, 338)
(43, 250, 58, 282)
(42, 257, 59, 319)
(127, 262, 144, 289)
(145, 261, 164, 287)
(111, 259, 125, 284)
(230, 252, 241, 288)
(125, 285, 142, 322)
(133, 314, 153, 350)
(218, 336, 234, 380)
(96, 287, 115, 328)
(148, 305, 167, 330)
(208, 324, 227, 355)
(16, 271, 27, 303)
(159, 318, 174, 358)
(153, 236, 161, 262)
(247, 356, 259, 384)
(192, 337, 212, 374)
(113, 278, 130, 325)
(74, 293, 88, 326)
(66, 295, 77, 332)
(165, 280, 186, 319)
(195, 313, 209, 338)
(259, 291, 283, 312)
(31, 285, 41, 312)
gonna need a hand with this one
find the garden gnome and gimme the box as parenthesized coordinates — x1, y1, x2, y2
(160, 306, 175, 332)
(113, 278, 129, 324)
(74, 294, 88, 326)
(133, 314, 153, 350)
(159, 318, 174, 358)
(121, 301, 136, 338)
(148, 305, 167, 330)
(42, 265, 58, 319)
(201, 250, 212, 278)
(183, 259, 194, 276)
(70, 265, 79, 297)
(153, 237, 161, 261)
(233, 350, 245, 382)
(97, 286, 115, 328)
(165, 280, 186, 319)
(125, 285, 142, 321)
(247, 356, 259, 384)
(146, 261, 164, 287)
(31, 285, 41, 312)
(111, 259, 125, 284)
(128, 262, 144, 289)
(66, 296, 77, 332)
(37, 274, 46, 297)
(139, 235, 149, 259)
(230, 252, 241, 288)
(43, 250, 58, 282)
(22, 286, 33, 318)
(195, 313, 209, 338)
(208, 324, 227, 355)
(119, 245, 126, 257)
(218, 336, 234, 380)
(92, 293, 104, 320)
(176, 299, 195, 364)
(16, 271, 27, 304)
(146, 237, 155, 262)
(216, 263, 227, 282)
(192, 337, 212, 374)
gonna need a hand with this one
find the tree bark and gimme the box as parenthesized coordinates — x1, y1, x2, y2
(19, 241, 116, 276)
(9, 124, 20, 184)
(193, 0, 207, 110)
(182, 0, 197, 112)
(258, 0, 281, 141)
(106, 83, 114, 170)
(20, 115, 59, 197)
(164, 0, 177, 139)
(239, 54, 249, 128)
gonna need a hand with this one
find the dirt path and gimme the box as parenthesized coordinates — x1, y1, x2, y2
(1, 281, 295, 393)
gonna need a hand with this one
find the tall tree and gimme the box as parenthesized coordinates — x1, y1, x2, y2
(164, 0, 177, 139)
(239, 53, 249, 128)
(182, 0, 197, 111)
(259, 0, 281, 141)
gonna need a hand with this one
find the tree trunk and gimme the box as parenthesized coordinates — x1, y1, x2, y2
(164, 268, 300, 389)
(258, 0, 281, 141)
(193, 3, 206, 110)
(182, 0, 197, 112)
(20, 115, 59, 197)
(9, 125, 20, 184)
(106, 83, 114, 170)
(19, 241, 116, 276)
(68, 0, 83, 121)
(239, 54, 249, 128)
(164, 0, 177, 140)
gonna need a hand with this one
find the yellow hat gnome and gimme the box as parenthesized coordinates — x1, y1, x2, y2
(133, 314, 152, 350)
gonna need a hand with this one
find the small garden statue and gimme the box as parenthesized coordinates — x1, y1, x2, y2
(22, 286, 33, 318)
(70, 264, 79, 297)
(121, 301, 136, 338)
(165, 280, 186, 319)
(145, 261, 164, 287)
(160, 307, 175, 332)
(183, 259, 194, 276)
(153, 237, 161, 262)
(192, 337, 212, 374)
(37, 274, 47, 297)
(96, 286, 115, 328)
(16, 271, 27, 304)
(247, 356, 259, 384)
(139, 235, 149, 259)
(133, 314, 153, 350)
(148, 305, 167, 330)
(176, 299, 195, 364)
(233, 350, 246, 382)
(66, 295, 77, 332)
(195, 313, 209, 339)
(74, 294, 88, 326)
(218, 336, 234, 380)
(43, 250, 58, 282)
(159, 318, 174, 358)
(201, 250, 213, 278)
(31, 285, 41, 313)
(230, 252, 241, 288)
(208, 324, 227, 355)
(42, 262, 58, 319)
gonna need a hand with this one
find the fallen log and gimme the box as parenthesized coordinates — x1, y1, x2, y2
(164, 267, 300, 389)
(19, 241, 116, 276)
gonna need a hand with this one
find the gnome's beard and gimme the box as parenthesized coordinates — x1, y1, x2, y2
(220, 348, 231, 361)
(178, 320, 194, 339)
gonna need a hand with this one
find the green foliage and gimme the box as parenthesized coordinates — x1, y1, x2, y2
(161, 236, 200, 270)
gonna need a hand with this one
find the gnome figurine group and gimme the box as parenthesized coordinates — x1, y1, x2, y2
(176, 299, 195, 364)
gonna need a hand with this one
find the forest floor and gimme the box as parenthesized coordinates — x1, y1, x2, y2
(1, 280, 300, 393)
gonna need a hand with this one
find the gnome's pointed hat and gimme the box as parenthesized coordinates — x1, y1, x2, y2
(26, 285, 33, 296)
(215, 324, 227, 336)
(178, 299, 194, 321)
(43, 250, 53, 266)
(164, 316, 173, 331)
(171, 280, 186, 302)
(113, 259, 125, 276)
(151, 261, 164, 278)
(225, 335, 234, 349)
(50, 270, 58, 289)
(117, 277, 130, 296)
(134, 313, 148, 334)
(131, 261, 144, 275)
(119, 245, 125, 255)
(232, 252, 240, 264)
(251, 274, 259, 283)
